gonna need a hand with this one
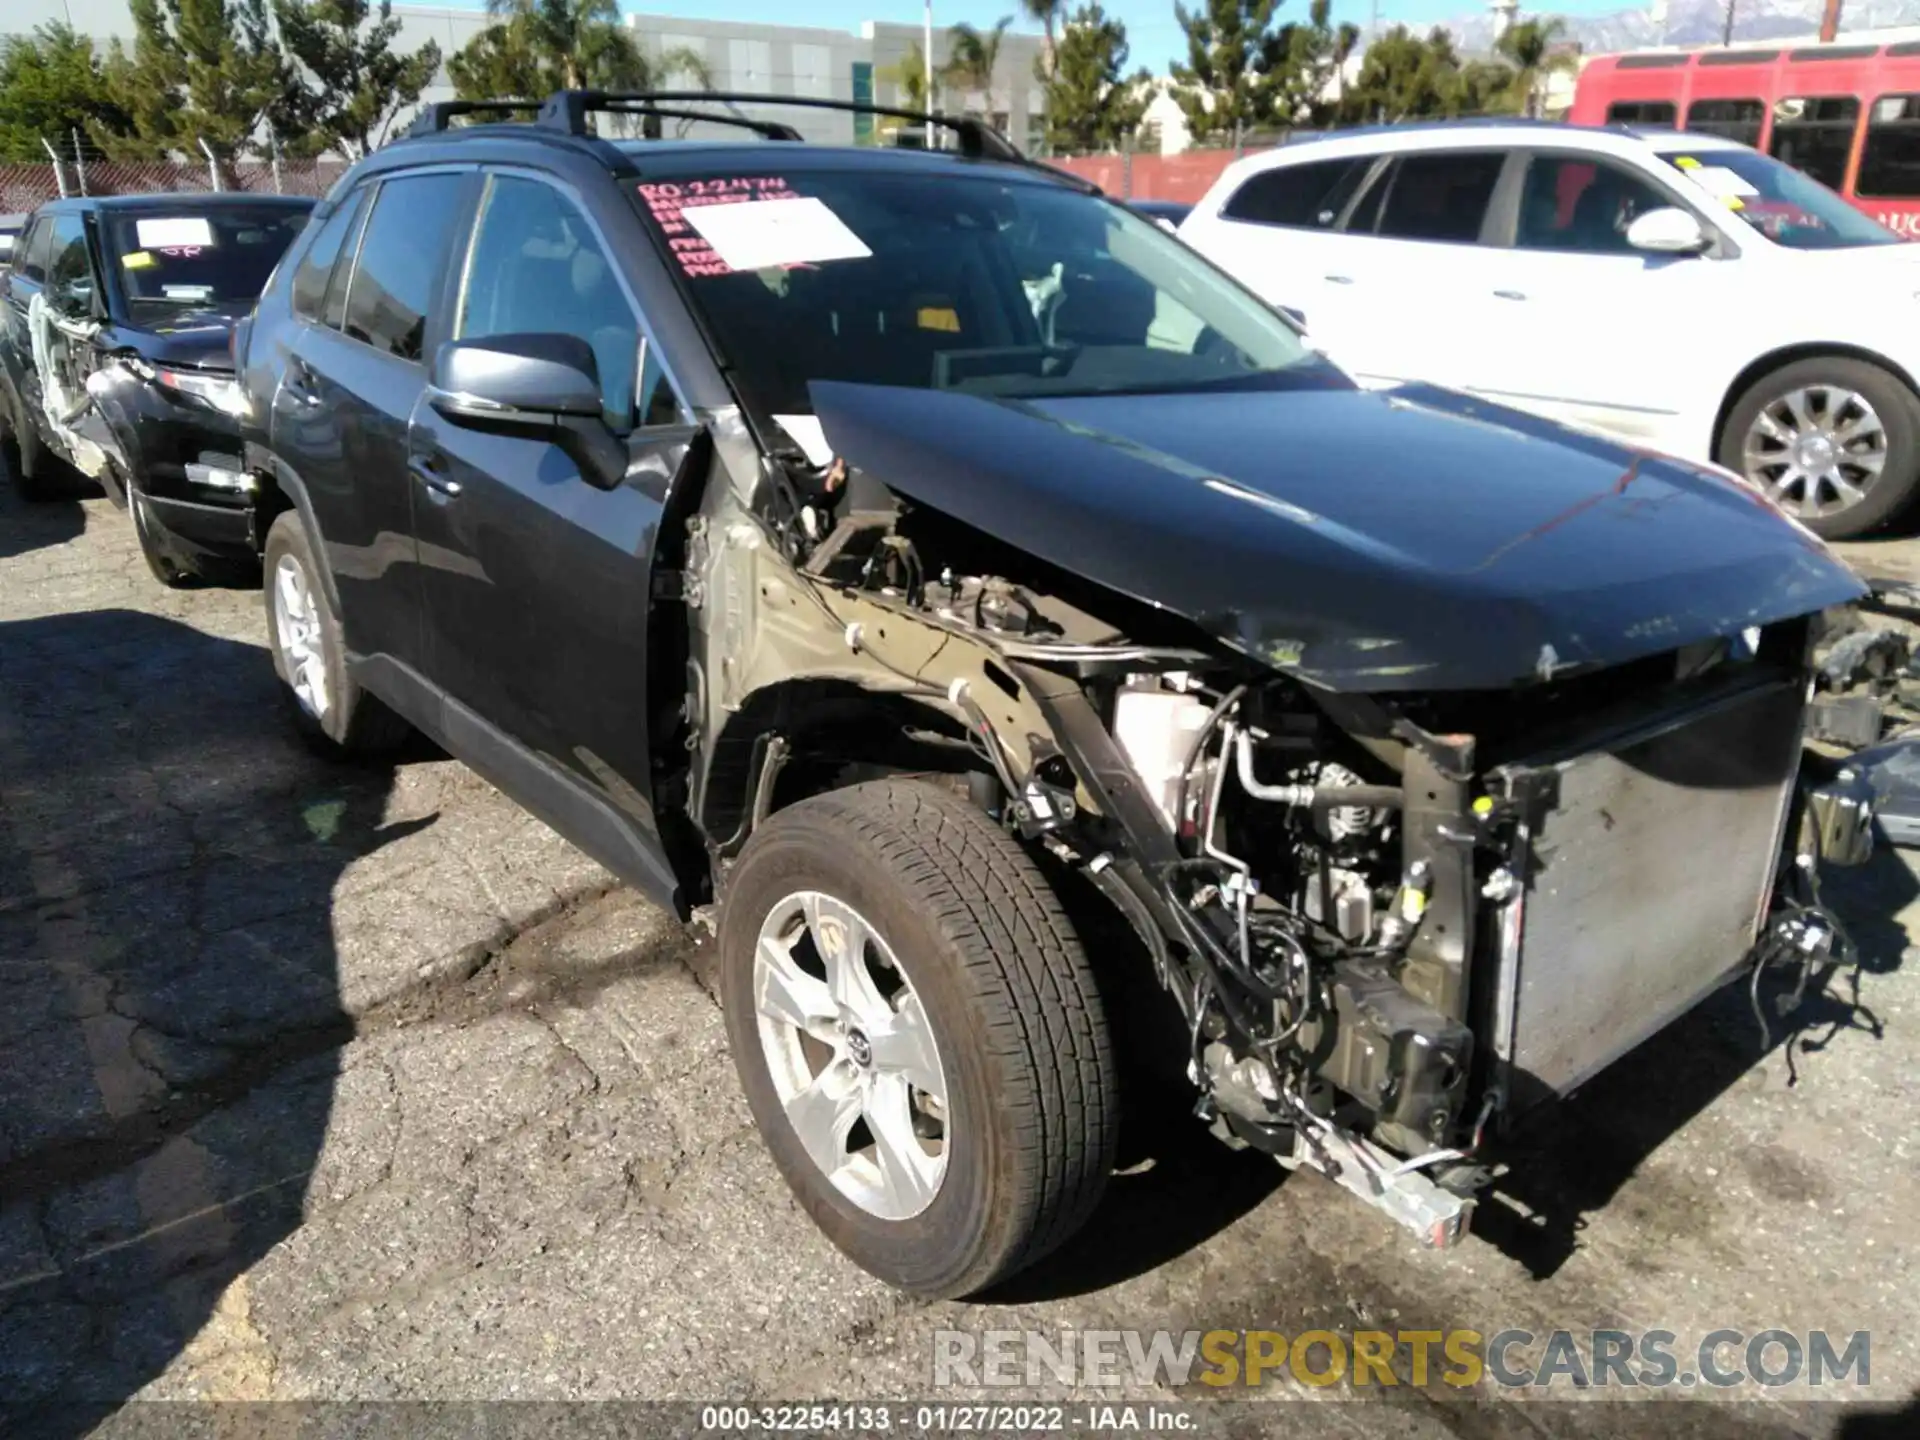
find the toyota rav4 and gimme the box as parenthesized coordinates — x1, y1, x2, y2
(234, 92, 1871, 1298)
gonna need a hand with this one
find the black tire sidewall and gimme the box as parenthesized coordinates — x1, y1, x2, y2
(1718, 357, 1920, 540)
(720, 795, 1052, 1297)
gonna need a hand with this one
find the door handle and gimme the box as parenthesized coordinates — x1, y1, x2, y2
(408, 457, 462, 498)
(1324, 274, 1355, 285)
(281, 361, 322, 406)
(1492, 289, 1527, 301)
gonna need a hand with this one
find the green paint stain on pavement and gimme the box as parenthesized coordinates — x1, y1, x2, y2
(303, 799, 347, 843)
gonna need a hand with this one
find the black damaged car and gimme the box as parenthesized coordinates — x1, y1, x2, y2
(235, 92, 1872, 1297)
(1, 192, 313, 584)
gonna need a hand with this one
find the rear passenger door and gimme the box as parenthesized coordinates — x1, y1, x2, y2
(1322, 148, 1514, 389)
(406, 170, 696, 890)
(271, 169, 474, 699)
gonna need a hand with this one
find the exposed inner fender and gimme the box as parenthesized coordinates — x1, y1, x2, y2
(25, 291, 109, 478)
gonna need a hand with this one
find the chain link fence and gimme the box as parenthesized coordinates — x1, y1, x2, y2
(2, 136, 346, 215)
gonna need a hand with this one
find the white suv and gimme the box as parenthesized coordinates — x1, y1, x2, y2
(1180, 120, 1920, 539)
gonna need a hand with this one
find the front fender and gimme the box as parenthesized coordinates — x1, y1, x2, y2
(246, 439, 347, 618)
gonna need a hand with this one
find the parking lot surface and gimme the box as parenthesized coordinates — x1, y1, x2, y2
(2, 477, 1917, 1437)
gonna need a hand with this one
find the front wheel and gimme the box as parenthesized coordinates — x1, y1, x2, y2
(1718, 357, 1920, 540)
(719, 780, 1118, 1298)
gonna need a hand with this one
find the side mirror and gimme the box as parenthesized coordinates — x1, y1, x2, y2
(428, 333, 626, 490)
(1625, 206, 1709, 255)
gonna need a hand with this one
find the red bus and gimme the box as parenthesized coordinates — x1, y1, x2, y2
(1570, 37, 1920, 236)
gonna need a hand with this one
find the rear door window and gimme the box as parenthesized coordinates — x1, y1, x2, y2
(1686, 99, 1765, 148)
(341, 173, 469, 362)
(1768, 96, 1860, 191)
(1856, 93, 1920, 198)
(292, 192, 365, 321)
(1364, 152, 1506, 243)
(16, 219, 52, 282)
(1220, 157, 1372, 229)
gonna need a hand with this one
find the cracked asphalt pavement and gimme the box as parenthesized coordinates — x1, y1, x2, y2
(2, 473, 1918, 1438)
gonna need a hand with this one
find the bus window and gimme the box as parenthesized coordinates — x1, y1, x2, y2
(1686, 98, 1765, 147)
(1769, 96, 1861, 191)
(1606, 100, 1677, 126)
(1858, 94, 1920, 199)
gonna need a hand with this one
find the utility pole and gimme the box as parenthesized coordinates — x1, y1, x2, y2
(1820, 0, 1845, 42)
(1723, 0, 1736, 45)
(923, 1, 933, 110)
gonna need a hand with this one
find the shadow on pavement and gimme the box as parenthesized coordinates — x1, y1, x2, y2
(0, 445, 92, 563)
(0, 608, 430, 1435)
(1476, 844, 1914, 1280)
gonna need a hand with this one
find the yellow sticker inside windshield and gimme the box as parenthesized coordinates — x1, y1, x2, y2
(121, 250, 156, 270)
(1674, 156, 1701, 169)
(917, 307, 961, 333)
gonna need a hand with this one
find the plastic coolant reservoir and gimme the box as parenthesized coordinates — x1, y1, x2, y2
(1112, 689, 1212, 828)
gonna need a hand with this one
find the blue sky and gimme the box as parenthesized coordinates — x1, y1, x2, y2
(602, 1, 1631, 75)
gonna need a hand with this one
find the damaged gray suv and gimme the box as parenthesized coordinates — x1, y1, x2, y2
(234, 91, 1873, 1296)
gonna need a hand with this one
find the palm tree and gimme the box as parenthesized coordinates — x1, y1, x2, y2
(880, 41, 941, 114)
(1023, 0, 1063, 80)
(467, 0, 709, 94)
(945, 17, 1012, 115)
(1494, 15, 1577, 118)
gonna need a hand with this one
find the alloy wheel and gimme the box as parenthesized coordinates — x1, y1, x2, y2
(1741, 384, 1889, 520)
(752, 890, 950, 1221)
(273, 553, 330, 720)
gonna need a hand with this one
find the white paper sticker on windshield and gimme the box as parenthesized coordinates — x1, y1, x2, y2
(135, 217, 216, 248)
(773, 415, 833, 467)
(161, 284, 214, 301)
(1686, 166, 1760, 200)
(683, 196, 871, 272)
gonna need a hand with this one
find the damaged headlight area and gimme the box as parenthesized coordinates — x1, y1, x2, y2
(116, 353, 251, 420)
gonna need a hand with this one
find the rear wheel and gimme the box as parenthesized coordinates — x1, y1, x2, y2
(262, 510, 410, 757)
(719, 780, 1118, 1298)
(1719, 357, 1920, 539)
(1, 393, 59, 502)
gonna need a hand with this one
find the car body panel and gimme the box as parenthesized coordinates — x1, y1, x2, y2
(811, 377, 1865, 690)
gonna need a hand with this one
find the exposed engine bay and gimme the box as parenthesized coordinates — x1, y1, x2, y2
(657, 396, 1877, 1250)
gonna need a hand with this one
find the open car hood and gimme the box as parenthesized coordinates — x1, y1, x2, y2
(810, 380, 1865, 691)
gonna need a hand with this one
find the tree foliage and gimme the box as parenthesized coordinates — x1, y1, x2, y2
(95, 0, 285, 160)
(448, 0, 709, 99)
(1168, 0, 1357, 139)
(1041, 4, 1149, 155)
(0, 24, 132, 163)
(879, 41, 943, 115)
(1338, 25, 1514, 124)
(270, 0, 441, 159)
(1495, 16, 1577, 118)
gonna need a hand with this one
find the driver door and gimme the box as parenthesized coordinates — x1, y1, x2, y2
(406, 171, 693, 895)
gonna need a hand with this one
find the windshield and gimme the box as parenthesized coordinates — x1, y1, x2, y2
(1656, 147, 1901, 250)
(636, 169, 1326, 422)
(104, 206, 311, 305)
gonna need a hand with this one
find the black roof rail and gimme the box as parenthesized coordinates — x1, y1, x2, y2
(406, 98, 541, 137)
(583, 102, 804, 142)
(536, 89, 1026, 163)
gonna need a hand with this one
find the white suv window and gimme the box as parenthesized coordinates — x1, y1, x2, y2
(1352, 151, 1505, 243)
(1219, 156, 1373, 230)
(1515, 155, 1674, 254)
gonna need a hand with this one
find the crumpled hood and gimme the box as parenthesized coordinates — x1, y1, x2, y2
(810, 379, 1865, 691)
(121, 301, 246, 369)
